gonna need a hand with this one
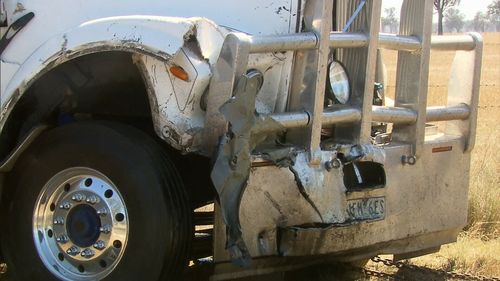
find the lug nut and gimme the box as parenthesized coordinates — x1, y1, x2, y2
(93, 240, 106, 250)
(81, 248, 95, 258)
(402, 155, 417, 165)
(325, 158, 342, 171)
(59, 202, 72, 210)
(97, 208, 108, 216)
(66, 246, 80, 256)
(99, 225, 112, 234)
(71, 193, 86, 202)
(53, 217, 65, 225)
(86, 195, 99, 205)
(56, 235, 69, 244)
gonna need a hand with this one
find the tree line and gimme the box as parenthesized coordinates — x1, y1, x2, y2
(381, 0, 500, 34)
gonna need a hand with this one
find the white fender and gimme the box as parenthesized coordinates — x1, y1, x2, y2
(0, 15, 226, 152)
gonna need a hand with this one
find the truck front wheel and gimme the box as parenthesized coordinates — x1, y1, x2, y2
(1, 122, 191, 281)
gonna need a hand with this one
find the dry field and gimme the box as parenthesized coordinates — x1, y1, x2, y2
(371, 32, 500, 278)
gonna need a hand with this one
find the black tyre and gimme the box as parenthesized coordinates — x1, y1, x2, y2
(0, 122, 192, 281)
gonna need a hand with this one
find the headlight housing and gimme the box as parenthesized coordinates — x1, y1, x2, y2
(326, 60, 351, 104)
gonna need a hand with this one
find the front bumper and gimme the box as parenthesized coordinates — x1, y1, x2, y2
(214, 134, 469, 262)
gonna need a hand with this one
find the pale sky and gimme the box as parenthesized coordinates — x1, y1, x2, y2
(382, 0, 491, 20)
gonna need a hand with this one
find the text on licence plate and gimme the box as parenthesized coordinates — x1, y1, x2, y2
(346, 197, 385, 221)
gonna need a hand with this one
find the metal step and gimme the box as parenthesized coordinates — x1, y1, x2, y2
(192, 211, 215, 259)
(194, 211, 215, 226)
(192, 231, 214, 260)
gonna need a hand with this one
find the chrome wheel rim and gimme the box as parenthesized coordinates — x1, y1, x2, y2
(33, 167, 129, 281)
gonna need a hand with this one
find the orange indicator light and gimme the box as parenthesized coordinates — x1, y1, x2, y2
(169, 65, 189, 81)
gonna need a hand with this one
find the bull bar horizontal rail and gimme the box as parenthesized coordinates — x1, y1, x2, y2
(267, 103, 470, 131)
(249, 32, 477, 53)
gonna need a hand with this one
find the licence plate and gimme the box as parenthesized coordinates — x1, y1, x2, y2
(346, 197, 385, 221)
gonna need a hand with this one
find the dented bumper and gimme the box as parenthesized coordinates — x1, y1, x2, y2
(208, 0, 481, 269)
(214, 134, 469, 263)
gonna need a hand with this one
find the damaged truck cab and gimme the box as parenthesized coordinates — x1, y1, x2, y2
(0, 0, 482, 280)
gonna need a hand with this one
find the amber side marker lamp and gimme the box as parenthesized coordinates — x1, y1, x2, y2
(169, 65, 189, 81)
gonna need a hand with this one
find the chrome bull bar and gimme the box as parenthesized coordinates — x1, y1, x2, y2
(204, 0, 482, 159)
(206, 0, 483, 267)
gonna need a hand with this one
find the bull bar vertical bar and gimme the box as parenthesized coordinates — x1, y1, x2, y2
(390, 0, 434, 158)
(446, 33, 483, 152)
(286, 0, 333, 165)
(333, 0, 382, 145)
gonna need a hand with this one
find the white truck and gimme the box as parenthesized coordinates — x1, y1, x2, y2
(0, 0, 482, 280)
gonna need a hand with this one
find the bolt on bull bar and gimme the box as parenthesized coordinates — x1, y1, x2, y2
(205, 0, 482, 270)
(204, 0, 482, 160)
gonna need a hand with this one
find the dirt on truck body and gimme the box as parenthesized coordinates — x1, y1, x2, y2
(0, 0, 482, 280)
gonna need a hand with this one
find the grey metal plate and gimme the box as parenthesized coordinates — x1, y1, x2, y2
(346, 197, 385, 221)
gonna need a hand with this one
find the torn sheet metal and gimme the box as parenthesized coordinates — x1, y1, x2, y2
(259, 146, 298, 168)
(211, 72, 284, 266)
(212, 142, 388, 262)
(324, 143, 386, 164)
(214, 149, 349, 262)
(288, 151, 348, 223)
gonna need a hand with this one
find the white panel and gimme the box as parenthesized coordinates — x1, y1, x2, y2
(2, 0, 299, 64)
(0, 60, 19, 107)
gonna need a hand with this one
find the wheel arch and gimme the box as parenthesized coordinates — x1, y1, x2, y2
(0, 15, 226, 161)
(0, 16, 222, 209)
(0, 51, 156, 163)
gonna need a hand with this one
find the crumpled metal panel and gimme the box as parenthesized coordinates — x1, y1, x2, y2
(135, 53, 210, 152)
(213, 148, 348, 262)
(214, 135, 469, 262)
(211, 72, 285, 266)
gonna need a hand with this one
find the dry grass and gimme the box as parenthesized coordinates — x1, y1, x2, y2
(379, 32, 500, 277)
(410, 234, 500, 277)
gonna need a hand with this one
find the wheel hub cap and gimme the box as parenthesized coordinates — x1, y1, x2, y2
(33, 167, 129, 281)
(66, 204, 101, 248)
